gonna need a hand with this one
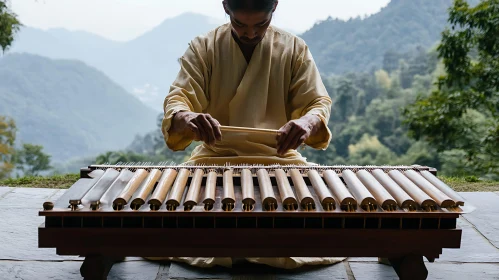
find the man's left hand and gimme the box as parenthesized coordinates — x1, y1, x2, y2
(276, 115, 322, 155)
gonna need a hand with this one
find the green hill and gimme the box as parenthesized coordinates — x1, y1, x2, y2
(301, 0, 478, 74)
(0, 53, 158, 162)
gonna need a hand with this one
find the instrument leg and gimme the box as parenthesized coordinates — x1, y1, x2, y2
(80, 255, 123, 280)
(388, 254, 428, 280)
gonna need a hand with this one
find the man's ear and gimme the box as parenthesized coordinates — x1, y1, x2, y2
(272, 1, 279, 13)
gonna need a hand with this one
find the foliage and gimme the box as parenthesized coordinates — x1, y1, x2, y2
(0, 173, 79, 189)
(0, 115, 16, 179)
(14, 143, 52, 176)
(0, 0, 21, 54)
(301, 0, 461, 74)
(403, 0, 499, 177)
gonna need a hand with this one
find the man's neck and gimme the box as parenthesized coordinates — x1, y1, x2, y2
(232, 31, 257, 64)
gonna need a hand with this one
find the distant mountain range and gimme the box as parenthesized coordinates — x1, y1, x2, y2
(301, 0, 479, 75)
(10, 13, 222, 111)
(2, 0, 479, 163)
(9, 1, 470, 111)
(0, 53, 158, 161)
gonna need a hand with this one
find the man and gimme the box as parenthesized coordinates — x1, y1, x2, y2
(162, 0, 332, 165)
(158, 0, 342, 269)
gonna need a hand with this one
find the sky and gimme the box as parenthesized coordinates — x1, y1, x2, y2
(11, 0, 390, 42)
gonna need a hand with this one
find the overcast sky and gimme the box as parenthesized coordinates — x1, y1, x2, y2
(11, 0, 390, 41)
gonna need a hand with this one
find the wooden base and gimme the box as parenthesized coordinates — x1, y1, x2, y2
(389, 255, 428, 280)
(80, 255, 123, 280)
(38, 226, 461, 279)
(79, 254, 430, 280)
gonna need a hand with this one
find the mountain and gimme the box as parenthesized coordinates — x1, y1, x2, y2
(300, 0, 479, 75)
(0, 53, 158, 162)
(10, 13, 222, 111)
(8, 1, 477, 111)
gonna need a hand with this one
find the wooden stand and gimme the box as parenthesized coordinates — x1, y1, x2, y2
(40, 227, 461, 280)
(388, 255, 428, 280)
(80, 255, 123, 280)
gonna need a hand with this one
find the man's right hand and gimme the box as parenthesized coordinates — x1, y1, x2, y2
(170, 111, 222, 145)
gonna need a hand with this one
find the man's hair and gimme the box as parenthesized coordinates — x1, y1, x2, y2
(224, 0, 278, 13)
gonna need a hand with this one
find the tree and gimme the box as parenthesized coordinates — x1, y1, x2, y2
(0, 116, 16, 179)
(403, 0, 499, 176)
(15, 143, 52, 176)
(0, 0, 21, 54)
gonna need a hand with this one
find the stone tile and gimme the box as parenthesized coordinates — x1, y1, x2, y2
(231, 261, 348, 280)
(0, 260, 161, 280)
(108, 261, 161, 280)
(154, 263, 171, 280)
(461, 192, 499, 248)
(0, 208, 80, 261)
(168, 262, 232, 279)
(0, 261, 83, 280)
(0, 187, 13, 198)
(426, 263, 499, 279)
(0, 188, 59, 209)
(351, 263, 499, 280)
(349, 263, 398, 280)
(438, 218, 499, 263)
(347, 257, 378, 262)
(47, 189, 67, 203)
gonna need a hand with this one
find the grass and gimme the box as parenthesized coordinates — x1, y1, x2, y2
(440, 176, 499, 192)
(0, 173, 498, 192)
(0, 174, 80, 189)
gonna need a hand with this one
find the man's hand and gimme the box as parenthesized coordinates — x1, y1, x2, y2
(276, 115, 323, 155)
(170, 111, 222, 145)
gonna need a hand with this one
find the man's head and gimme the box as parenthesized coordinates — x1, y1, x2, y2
(223, 0, 278, 46)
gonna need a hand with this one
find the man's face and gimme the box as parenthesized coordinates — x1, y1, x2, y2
(225, 8, 274, 46)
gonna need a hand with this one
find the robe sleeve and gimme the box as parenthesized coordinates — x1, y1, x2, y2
(288, 43, 333, 150)
(161, 37, 210, 151)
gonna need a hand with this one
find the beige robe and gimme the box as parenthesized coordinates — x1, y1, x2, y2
(158, 24, 343, 268)
(162, 23, 332, 165)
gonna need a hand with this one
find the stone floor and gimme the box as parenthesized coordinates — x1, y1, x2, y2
(0, 186, 498, 280)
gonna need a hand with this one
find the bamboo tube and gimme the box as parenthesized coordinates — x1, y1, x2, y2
(404, 170, 455, 208)
(388, 170, 436, 210)
(241, 169, 255, 211)
(342, 170, 377, 211)
(420, 170, 465, 206)
(148, 169, 178, 211)
(113, 169, 148, 211)
(183, 169, 204, 211)
(372, 169, 416, 210)
(357, 170, 397, 211)
(166, 169, 190, 211)
(323, 170, 357, 211)
(222, 170, 236, 211)
(81, 168, 120, 210)
(130, 169, 162, 210)
(203, 171, 218, 211)
(308, 170, 336, 211)
(289, 169, 315, 211)
(274, 169, 298, 211)
(257, 169, 278, 211)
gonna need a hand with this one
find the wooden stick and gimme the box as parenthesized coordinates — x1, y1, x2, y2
(219, 125, 279, 135)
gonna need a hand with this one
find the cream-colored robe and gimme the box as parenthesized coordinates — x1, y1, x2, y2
(162, 23, 332, 165)
(158, 24, 343, 268)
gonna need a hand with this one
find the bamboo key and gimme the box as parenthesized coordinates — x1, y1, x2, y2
(148, 169, 178, 211)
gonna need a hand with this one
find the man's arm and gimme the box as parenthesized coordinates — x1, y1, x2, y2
(162, 38, 221, 150)
(277, 43, 332, 155)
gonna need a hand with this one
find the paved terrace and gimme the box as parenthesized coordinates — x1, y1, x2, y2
(0, 187, 498, 279)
